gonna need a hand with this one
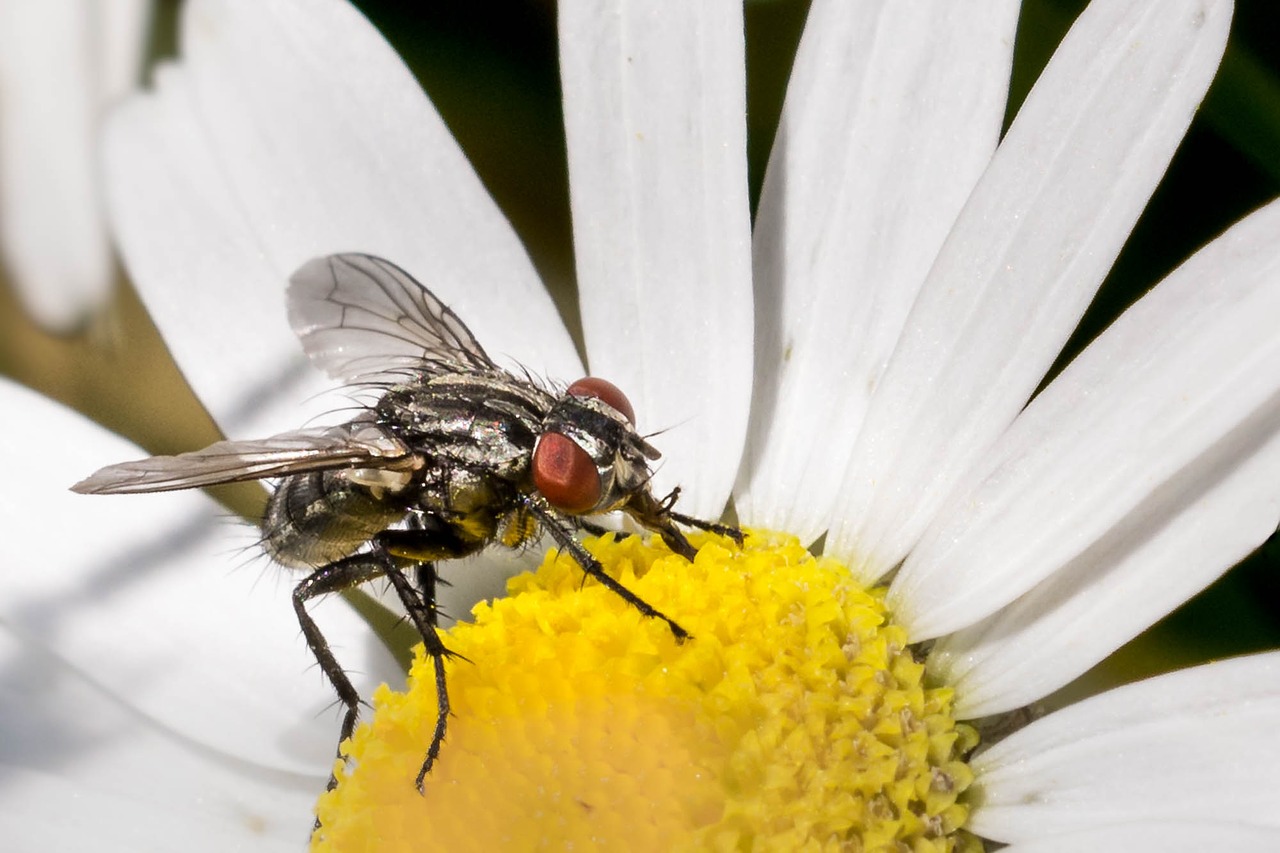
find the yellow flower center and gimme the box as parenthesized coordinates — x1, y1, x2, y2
(311, 532, 980, 852)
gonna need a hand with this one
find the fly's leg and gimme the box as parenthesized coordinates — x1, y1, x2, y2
(576, 517, 626, 540)
(654, 486, 744, 545)
(413, 561, 441, 628)
(524, 495, 690, 642)
(293, 556, 389, 793)
(377, 559, 455, 792)
(405, 515, 446, 628)
(575, 517, 641, 551)
(623, 487, 744, 560)
(577, 506, 741, 555)
(666, 509, 744, 545)
(374, 521, 485, 792)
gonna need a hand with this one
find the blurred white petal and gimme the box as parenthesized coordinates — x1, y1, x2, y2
(178, 0, 579, 380)
(104, 65, 331, 438)
(0, 769, 297, 853)
(736, 0, 1019, 542)
(900, 197, 1280, 649)
(108, 0, 583, 437)
(828, 0, 1232, 580)
(98, 0, 151, 103)
(0, 624, 314, 851)
(433, 546, 543, 627)
(560, 0, 753, 517)
(0, 378, 400, 776)
(969, 653, 1280, 842)
(0, 1, 148, 329)
(1000, 823, 1280, 853)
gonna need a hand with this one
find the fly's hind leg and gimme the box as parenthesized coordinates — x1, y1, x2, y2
(375, 519, 485, 792)
(377, 560, 455, 792)
(405, 514, 448, 629)
(293, 556, 389, 792)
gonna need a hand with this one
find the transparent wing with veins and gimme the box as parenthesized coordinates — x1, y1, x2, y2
(287, 253, 498, 386)
(70, 424, 413, 495)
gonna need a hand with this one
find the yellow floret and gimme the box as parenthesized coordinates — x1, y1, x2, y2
(312, 531, 980, 852)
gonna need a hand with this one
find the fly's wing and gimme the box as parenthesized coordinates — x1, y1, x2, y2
(287, 253, 497, 386)
(71, 424, 413, 495)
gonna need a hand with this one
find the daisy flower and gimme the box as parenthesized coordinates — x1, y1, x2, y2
(0, 0, 151, 330)
(2, 0, 1278, 849)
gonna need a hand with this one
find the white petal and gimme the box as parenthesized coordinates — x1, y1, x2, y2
(560, 0, 753, 518)
(0, 379, 402, 776)
(104, 65, 331, 438)
(0, 2, 118, 329)
(437, 547, 544, 626)
(179, 0, 580, 379)
(0, 625, 315, 850)
(827, 0, 1232, 580)
(97, 0, 152, 105)
(969, 653, 1280, 842)
(1000, 823, 1280, 853)
(735, 0, 1019, 542)
(900, 198, 1280, 651)
(935, 425, 1280, 717)
(0, 769, 299, 853)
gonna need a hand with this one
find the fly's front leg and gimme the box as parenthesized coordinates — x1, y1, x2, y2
(575, 517, 644, 552)
(524, 495, 690, 642)
(654, 486, 744, 545)
(626, 487, 744, 559)
(620, 488, 697, 559)
(576, 517, 626, 540)
(666, 508, 744, 545)
(293, 555, 388, 792)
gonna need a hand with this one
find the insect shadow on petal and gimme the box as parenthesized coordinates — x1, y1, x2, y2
(72, 253, 741, 793)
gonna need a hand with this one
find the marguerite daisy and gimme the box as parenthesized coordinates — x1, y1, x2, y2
(1, 0, 1277, 849)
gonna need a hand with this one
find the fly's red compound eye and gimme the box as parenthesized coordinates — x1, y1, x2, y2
(532, 432, 601, 514)
(566, 377, 636, 425)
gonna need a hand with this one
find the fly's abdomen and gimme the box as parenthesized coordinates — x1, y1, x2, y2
(263, 469, 406, 569)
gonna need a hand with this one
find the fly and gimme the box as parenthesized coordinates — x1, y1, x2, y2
(72, 253, 739, 792)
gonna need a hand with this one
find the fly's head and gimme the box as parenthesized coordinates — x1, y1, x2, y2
(531, 377, 660, 517)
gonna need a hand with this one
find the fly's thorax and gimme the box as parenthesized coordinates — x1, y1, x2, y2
(375, 371, 554, 485)
(263, 468, 409, 569)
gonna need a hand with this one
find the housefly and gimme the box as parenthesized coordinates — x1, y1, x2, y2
(72, 253, 737, 792)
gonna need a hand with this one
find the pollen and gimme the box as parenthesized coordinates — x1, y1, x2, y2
(311, 532, 981, 851)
